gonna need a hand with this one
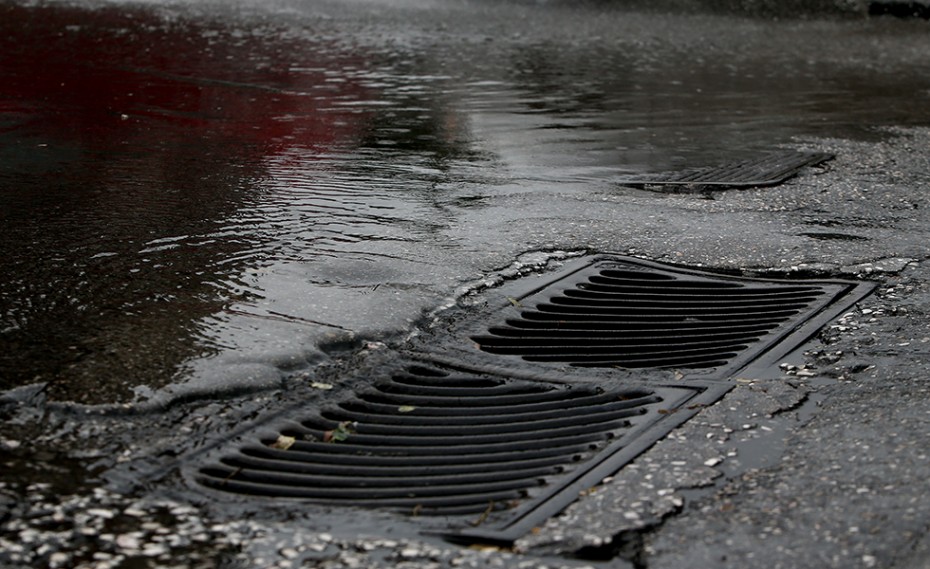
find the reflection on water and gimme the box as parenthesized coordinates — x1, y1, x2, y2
(2, 0, 929, 403)
(0, 3, 376, 402)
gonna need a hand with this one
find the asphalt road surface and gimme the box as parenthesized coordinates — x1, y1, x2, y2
(2, 1, 930, 568)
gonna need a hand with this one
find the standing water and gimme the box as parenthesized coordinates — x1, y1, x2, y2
(2, 0, 929, 404)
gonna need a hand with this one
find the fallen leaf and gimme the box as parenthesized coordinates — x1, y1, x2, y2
(506, 297, 522, 307)
(324, 421, 356, 443)
(398, 405, 416, 413)
(270, 435, 296, 450)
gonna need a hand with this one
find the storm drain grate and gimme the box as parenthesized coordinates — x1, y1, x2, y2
(194, 361, 724, 542)
(615, 150, 833, 190)
(465, 255, 874, 378)
(190, 255, 873, 545)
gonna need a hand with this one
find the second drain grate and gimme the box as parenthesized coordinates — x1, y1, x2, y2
(195, 360, 720, 540)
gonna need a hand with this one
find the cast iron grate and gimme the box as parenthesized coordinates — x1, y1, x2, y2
(189, 255, 873, 546)
(468, 256, 874, 378)
(615, 150, 833, 190)
(194, 361, 723, 542)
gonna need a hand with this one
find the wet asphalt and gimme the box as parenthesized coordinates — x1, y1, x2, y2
(2, 0, 930, 568)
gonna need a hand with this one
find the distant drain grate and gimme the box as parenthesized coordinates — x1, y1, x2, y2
(615, 150, 833, 190)
(194, 361, 723, 542)
(467, 256, 874, 377)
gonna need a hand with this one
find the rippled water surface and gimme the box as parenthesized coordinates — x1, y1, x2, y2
(2, 0, 929, 403)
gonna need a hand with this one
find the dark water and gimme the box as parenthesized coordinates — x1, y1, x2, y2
(2, 0, 929, 404)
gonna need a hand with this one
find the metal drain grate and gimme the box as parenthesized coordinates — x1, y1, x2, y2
(615, 150, 833, 189)
(467, 256, 874, 377)
(187, 255, 873, 546)
(194, 361, 723, 542)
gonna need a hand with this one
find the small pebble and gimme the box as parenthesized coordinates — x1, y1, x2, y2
(281, 548, 299, 559)
(87, 508, 115, 519)
(116, 534, 140, 550)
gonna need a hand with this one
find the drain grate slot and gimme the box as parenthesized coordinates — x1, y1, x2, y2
(616, 150, 833, 189)
(467, 256, 873, 377)
(195, 363, 704, 523)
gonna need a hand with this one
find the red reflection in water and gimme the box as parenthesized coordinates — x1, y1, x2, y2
(0, 3, 367, 160)
(0, 2, 374, 401)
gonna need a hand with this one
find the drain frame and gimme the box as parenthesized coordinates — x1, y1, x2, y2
(436, 254, 876, 380)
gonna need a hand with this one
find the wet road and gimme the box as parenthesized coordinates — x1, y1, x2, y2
(4, 2, 930, 569)
(2, 0, 930, 406)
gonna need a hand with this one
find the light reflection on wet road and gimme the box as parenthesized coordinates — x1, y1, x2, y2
(2, 0, 929, 403)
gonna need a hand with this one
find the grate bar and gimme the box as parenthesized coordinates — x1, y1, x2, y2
(324, 396, 655, 427)
(375, 382, 544, 397)
(198, 474, 528, 509)
(583, 279, 823, 294)
(496, 315, 778, 330)
(535, 302, 804, 317)
(547, 297, 812, 311)
(238, 441, 596, 467)
(336, 395, 626, 417)
(311, 409, 642, 437)
(563, 289, 824, 303)
(210, 462, 561, 488)
(484, 325, 776, 339)
(224, 452, 575, 477)
(517, 310, 799, 323)
(290, 419, 629, 446)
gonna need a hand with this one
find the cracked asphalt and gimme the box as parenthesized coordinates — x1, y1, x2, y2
(3, 1, 930, 568)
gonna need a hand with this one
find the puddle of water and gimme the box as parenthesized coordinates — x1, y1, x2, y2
(2, 0, 930, 404)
